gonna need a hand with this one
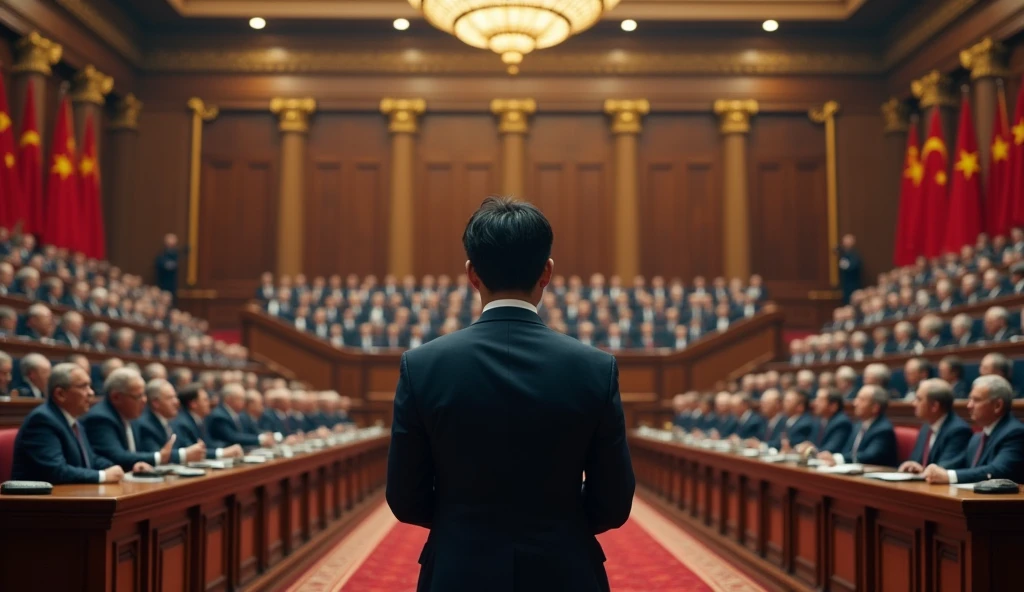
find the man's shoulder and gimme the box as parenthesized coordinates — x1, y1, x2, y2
(406, 322, 614, 364)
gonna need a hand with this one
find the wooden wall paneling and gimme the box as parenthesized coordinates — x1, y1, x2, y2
(112, 534, 143, 592)
(234, 489, 262, 587)
(873, 511, 922, 592)
(638, 114, 722, 280)
(526, 115, 612, 278)
(151, 515, 192, 592)
(198, 113, 278, 290)
(744, 478, 765, 555)
(415, 114, 500, 277)
(195, 500, 231, 592)
(826, 502, 865, 592)
(264, 480, 285, 566)
(765, 484, 789, 570)
(304, 113, 390, 277)
(791, 492, 824, 589)
(931, 526, 967, 592)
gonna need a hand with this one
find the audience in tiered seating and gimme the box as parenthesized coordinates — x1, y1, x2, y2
(668, 353, 1024, 483)
(255, 271, 770, 352)
(9, 360, 357, 484)
(790, 233, 1024, 365)
(0, 230, 248, 367)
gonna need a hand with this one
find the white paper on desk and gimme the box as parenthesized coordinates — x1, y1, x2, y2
(817, 463, 865, 474)
(123, 473, 164, 483)
(954, 483, 977, 490)
(760, 454, 788, 463)
(861, 472, 925, 482)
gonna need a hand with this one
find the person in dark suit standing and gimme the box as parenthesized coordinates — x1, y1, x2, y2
(837, 234, 862, 305)
(386, 197, 635, 592)
(154, 233, 183, 304)
(11, 363, 125, 484)
(898, 379, 973, 474)
(923, 375, 1024, 484)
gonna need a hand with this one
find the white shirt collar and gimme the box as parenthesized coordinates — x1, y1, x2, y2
(930, 414, 947, 434)
(156, 414, 171, 427)
(189, 411, 203, 424)
(983, 417, 1002, 436)
(859, 418, 875, 431)
(59, 407, 77, 427)
(740, 410, 751, 423)
(483, 299, 538, 314)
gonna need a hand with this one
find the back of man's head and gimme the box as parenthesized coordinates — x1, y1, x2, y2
(462, 197, 553, 294)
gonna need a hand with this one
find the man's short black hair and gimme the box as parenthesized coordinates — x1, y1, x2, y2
(177, 383, 204, 410)
(463, 196, 553, 293)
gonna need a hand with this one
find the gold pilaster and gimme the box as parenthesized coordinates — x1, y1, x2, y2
(881, 98, 910, 135)
(109, 94, 143, 131)
(959, 37, 1009, 80)
(713, 99, 759, 135)
(491, 99, 536, 196)
(12, 31, 62, 75)
(810, 101, 842, 287)
(911, 70, 957, 109)
(270, 97, 317, 134)
(69, 65, 113, 106)
(186, 98, 219, 286)
(381, 98, 426, 276)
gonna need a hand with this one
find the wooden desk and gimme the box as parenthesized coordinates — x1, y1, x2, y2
(630, 432, 1024, 592)
(0, 432, 390, 592)
(241, 303, 785, 427)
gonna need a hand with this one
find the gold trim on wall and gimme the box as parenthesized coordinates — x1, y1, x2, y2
(143, 47, 884, 76)
(809, 101, 841, 287)
(186, 97, 219, 287)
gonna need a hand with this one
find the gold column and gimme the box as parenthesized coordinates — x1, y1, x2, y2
(490, 99, 536, 197)
(604, 99, 649, 281)
(106, 94, 143, 265)
(809, 101, 842, 286)
(912, 70, 958, 146)
(713, 99, 759, 280)
(270, 98, 317, 276)
(11, 32, 61, 167)
(960, 37, 1009, 181)
(69, 65, 113, 156)
(381, 98, 425, 277)
(186, 98, 219, 286)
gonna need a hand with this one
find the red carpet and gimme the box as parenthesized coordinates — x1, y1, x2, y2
(287, 499, 763, 591)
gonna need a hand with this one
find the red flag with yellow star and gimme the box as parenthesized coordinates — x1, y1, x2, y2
(1009, 75, 1024, 229)
(16, 80, 43, 235)
(43, 96, 81, 251)
(894, 119, 923, 266)
(79, 114, 105, 260)
(988, 83, 1012, 237)
(944, 95, 983, 254)
(920, 109, 949, 258)
(0, 75, 22, 230)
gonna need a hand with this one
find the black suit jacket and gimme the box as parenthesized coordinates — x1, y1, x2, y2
(842, 416, 898, 466)
(907, 412, 972, 467)
(207, 405, 261, 447)
(387, 305, 634, 592)
(138, 408, 188, 464)
(12, 399, 114, 483)
(816, 412, 853, 453)
(80, 397, 157, 470)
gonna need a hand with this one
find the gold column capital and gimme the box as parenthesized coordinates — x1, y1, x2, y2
(187, 97, 219, 122)
(69, 65, 113, 105)
(109, 94, 143, 131)
(713, 99, 759, 135)
(959, 37, 1009, 81)
(13, 31, 62, 76)
(270, 97, 317, 133)
(808, 100, 841, 124)
(490, 99, 536, 134)
(380, 98, 426, 134)
(880, 98, 910, 135)
(911, 70, 957, 109)
(604, 99, 650, 135)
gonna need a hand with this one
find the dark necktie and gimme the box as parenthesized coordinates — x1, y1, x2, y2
(163, 420, 173, 439)
(920, 427, 933, 466)
(851, 425, 868, 463)
(971, 432, 988, 467)
(71, 422, 91, 468)
(817, 419, 827, 445)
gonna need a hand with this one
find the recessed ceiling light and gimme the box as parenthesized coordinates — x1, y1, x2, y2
(762, 19, 779, 32)
(394, 18, 410, 31)
(621, 19, 637, 32)
(249, 17, 266, 30)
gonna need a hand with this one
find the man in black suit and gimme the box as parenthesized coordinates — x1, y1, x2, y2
(15, 353, 51, 399)
(11, 363, 125, 484)
(899, 379, 973, 474)
(137, 378, 208, 463)
(729, 393, 766, 440)
(207, 383, 278, 448)
(806, 387, 853, 453)
(938, 356, 970, 400)
(818, 385, 898, 467)
(81, 368, 173, 471)
(386, 197, 635, 592)
(171, 384, 244, 459)
(837, 234, 862, 304)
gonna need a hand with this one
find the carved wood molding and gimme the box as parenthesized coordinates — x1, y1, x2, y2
(883, 0, 982, 68)
(52, 0, 142, 65)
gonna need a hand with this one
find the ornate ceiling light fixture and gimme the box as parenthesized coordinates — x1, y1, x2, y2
(408, 0, 620, 75)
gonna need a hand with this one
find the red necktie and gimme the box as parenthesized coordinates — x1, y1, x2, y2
(920, 427, 932, 466)
(971, 432, 988, 467)
(71, 422, 91, 468)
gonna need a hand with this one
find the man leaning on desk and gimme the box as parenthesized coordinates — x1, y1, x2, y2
(11, 363, 126, 484)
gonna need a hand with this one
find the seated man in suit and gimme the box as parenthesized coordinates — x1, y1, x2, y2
(55, 311, 85, 348)
(745, 388, 786, 449)
(710, 391, 737, 438)
(137, 378, 209, 463)
(81, 368, 175, 471)
(11, 362, 125, 484)
(800, 387, 853, 454)
(923, 375, 1024, 484)
(690, 394, 717, 436)
(982, 306, 1018, 343)
(171, 383, 244, 458)
(243, 389, 265, 433)
(259, 388, 295, 435)
(671, 393, 695, 431)
(779, 388, 817, 450)
(16, 353, 51, 399)
(938, 356, 970, 400)
(728, 392, 766, 440)
(335, 395, 356, 427)
(818, 385, 898, 467)
(899, 378, 973, 474)
(207, 383, 279, 448)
